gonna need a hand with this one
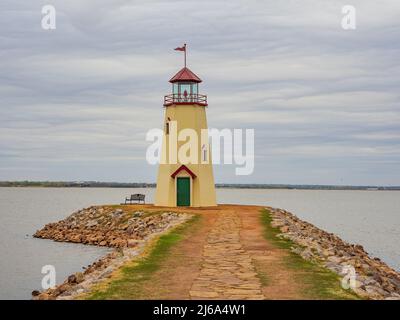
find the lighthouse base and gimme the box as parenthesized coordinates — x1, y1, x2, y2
(155, 163, 216, 208)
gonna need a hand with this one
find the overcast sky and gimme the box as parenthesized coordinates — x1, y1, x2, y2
(0, 0, 399, 185)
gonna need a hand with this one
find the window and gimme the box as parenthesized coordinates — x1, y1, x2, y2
(173, 84, 179, 95)
(192, 84, 198, 95)
(166, 122, 169, 135)
(202, 144, 207, 162)
(179, 83, 191, 97)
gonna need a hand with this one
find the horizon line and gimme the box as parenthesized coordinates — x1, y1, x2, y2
(0, 180, 399, 189)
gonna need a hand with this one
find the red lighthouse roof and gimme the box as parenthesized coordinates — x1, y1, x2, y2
(169, 67, 202, 83)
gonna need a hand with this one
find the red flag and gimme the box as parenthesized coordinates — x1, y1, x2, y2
(174, 44, 187, 67)
(174, 45, 186, 52)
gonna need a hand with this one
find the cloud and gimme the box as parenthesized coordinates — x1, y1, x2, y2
(0, 0, 399, 184)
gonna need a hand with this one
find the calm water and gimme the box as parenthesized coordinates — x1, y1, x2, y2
(0, 187, 399, 299)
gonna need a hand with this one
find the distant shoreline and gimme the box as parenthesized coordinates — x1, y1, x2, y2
(0, 181, 399, 191)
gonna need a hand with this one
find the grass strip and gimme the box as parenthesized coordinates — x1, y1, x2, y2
(86, 214, 200, 299)
(260, 208, 360, 300)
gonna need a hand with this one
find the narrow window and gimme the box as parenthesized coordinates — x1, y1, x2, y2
(166, 122, 169, 135)
(202, 144, 207, 162)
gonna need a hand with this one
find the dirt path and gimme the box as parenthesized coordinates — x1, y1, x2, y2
(190, 210, 265, 299)
(239, 205, 302, 299)
(104, 204, 309, 300)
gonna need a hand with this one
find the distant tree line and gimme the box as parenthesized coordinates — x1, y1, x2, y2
(0, 181, 399, 190)
(0, 181, 155, 188)
(215, 184, 400, 190)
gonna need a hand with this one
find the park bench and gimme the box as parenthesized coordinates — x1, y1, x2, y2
(124, 193, 145, 204)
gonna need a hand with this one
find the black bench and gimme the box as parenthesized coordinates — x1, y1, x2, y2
(124, 194, 145, 204)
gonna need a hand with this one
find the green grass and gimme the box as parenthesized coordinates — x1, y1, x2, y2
(86, 214, 200, 299)
(256, 268, 270, 287)
(260, 209, 360, 300)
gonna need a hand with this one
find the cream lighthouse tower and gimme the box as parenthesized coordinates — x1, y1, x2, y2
(155, 45, 216, 207)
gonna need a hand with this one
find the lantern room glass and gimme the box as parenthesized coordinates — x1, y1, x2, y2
(180, 83, 191, 97)
(172, 82, 198, 95)
(173, 83, 179, 95)
(170, 82, 201, 103)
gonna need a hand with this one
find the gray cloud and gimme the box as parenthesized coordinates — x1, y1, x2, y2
(0, 0, 399, 184)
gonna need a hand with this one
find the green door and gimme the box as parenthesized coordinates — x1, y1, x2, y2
(177, 177, 190, 206)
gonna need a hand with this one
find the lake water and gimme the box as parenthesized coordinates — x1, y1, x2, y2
(0, 187, 399, 299)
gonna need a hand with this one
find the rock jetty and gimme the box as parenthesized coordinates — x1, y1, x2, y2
(267, 207, 400, 300)
(34, 206, 187, 247)
(32, 206, 191, 300)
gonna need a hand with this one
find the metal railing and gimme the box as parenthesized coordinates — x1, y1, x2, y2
(164, 93, 207, 105)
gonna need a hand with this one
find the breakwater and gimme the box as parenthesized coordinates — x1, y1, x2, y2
(268, 207, 400, 300)
(32, 206, 191, 299)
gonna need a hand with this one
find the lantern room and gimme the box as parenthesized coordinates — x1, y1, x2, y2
(164, 67, 207, 106)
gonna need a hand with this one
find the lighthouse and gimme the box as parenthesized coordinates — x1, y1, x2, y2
(155, 45, 217, 207)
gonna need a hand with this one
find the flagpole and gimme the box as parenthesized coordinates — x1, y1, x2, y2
(184, 43, 187, 67)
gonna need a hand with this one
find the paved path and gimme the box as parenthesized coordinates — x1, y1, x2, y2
(189, 211, 265, 299)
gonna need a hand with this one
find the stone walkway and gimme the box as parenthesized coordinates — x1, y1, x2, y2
(189, 211, 265, 299)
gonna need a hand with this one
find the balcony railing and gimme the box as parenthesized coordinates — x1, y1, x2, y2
(164, 93, 208, 106)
